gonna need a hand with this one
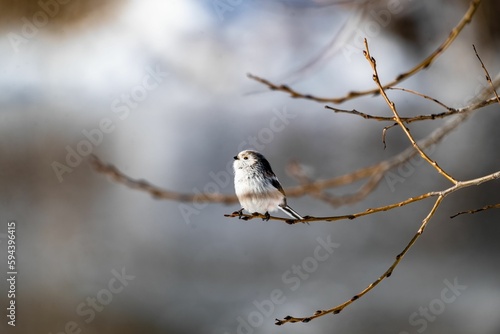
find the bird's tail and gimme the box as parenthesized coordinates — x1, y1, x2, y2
(279, 205, 303, 220)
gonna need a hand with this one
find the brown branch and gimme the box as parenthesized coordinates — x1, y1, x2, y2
(90, 150, 449, 226)
(275, 196, 445, 325)
(388, 87, 454, 111)
(249, 0, 481, 104)
(363, 38, 458, 184)
(450, 203, 500, 218)
(89, 155, 238, 204)
(473, 44, 500, 105)
(225, 191, 435, 224)
(326, 95, 497, 149)
(325, 105, 459, 123)
(285, 103, 479, 198)
(275, 170, 500, 325)
(325, 87, 469, 123)
(286, 160, 386, 207)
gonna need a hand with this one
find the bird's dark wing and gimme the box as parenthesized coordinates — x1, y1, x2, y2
(258, 155, 276, 177)
(271, 177, 286, 197)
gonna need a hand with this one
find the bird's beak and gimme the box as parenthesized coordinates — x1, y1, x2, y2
(233, 156, 238, 160)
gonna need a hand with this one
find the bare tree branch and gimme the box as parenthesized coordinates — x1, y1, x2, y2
(89, 155, 238, 204)
(275, 169, 500, 324)
(325, 94, 497, 124)
(363, 39, 458, 184)
(473, 44, 500, 105)
(225, 191, 435, 224)
(451, 203, 500, 218)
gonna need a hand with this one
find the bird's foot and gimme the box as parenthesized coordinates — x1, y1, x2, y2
(235, 209, 245, 220)
(262, 211, 270, 221)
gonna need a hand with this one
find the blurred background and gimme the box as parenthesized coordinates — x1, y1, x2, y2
(1, 0, 500, 333)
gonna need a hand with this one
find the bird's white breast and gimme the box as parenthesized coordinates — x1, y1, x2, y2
(233, 164, 284, 213)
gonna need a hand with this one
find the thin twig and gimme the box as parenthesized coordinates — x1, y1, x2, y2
(326, 96, 497, 150)
(249, 0, 481, 104)
(325, 105, 459, 123)
(388, 87, 454, 111)
(473, 44, 500, 105)
(326, 87, 460, 123)
(363, 38, 458, 184)
(451, 203, 500, 218)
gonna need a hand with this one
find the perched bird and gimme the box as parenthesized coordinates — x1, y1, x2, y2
(233, 150, 303, 221)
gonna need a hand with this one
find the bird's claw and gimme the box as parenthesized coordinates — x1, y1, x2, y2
(263, 212, 270, 221)
(236, 209, 244, 219)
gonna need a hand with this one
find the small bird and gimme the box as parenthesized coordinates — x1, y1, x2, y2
(233, 150, 303, 221)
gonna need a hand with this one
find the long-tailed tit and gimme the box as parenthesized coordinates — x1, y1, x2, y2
(233, 150, 303, 221)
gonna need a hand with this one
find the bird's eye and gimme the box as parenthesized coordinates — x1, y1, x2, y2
(243, 157, 248, 160)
